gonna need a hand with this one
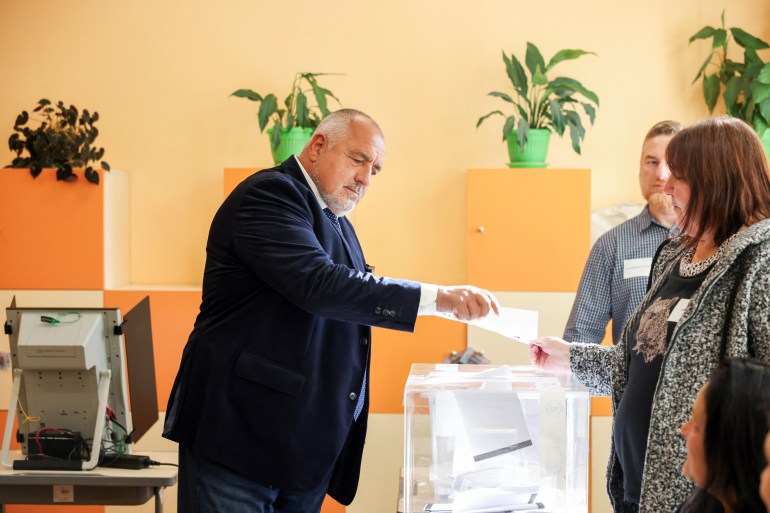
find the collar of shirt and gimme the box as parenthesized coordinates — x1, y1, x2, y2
(637, 204, 678, 236)
(294, 155, 347, 220)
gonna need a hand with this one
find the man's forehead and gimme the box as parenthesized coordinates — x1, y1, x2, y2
(347, 135, 385, 161)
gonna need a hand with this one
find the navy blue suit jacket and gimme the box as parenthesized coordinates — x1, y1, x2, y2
(162, 157, 421, 504)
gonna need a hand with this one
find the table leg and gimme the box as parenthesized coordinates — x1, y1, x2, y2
(155, 486, 163, 513)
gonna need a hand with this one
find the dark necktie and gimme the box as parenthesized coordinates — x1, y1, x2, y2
(323, 208, 366, 419)
(323, 208, 342, 235)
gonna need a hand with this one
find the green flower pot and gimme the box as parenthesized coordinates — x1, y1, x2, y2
(267, 127, 314, 165)
(506, 128, 551, 168)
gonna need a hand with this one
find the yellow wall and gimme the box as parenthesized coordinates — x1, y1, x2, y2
(1, 0, 769, 286)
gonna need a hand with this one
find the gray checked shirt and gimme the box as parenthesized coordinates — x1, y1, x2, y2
(563, 205, 675, 344)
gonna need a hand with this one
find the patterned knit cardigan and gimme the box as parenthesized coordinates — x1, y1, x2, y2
(570, 219, 770, 513)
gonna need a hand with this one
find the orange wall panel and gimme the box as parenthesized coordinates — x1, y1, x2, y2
(224, 168, 259, 197)
(467, 169, 590, 292)
(0, 169, 104, 290)
(103, 289, 201, 409)
(370, 317, 466, 414)
(321, 497, 346, 513)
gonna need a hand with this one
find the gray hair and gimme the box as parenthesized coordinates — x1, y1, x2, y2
(306, 108, 383, 150)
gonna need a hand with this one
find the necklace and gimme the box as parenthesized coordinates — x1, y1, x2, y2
(679, 233, 738, 277)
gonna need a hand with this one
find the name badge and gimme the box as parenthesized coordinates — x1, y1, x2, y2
(623, 257, 653, 279)
(668, 299, 690, 323)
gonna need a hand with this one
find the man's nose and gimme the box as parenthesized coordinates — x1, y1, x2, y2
(355, 166, 373, 187)
(663, 176, 674, 193)
(657, 162, 671, 181)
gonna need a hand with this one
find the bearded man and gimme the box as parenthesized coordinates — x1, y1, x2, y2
(563, 120, 682, 345)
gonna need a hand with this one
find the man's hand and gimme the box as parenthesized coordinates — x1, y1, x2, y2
(529, 336, 572, 373)
(436, 286, 500, 321)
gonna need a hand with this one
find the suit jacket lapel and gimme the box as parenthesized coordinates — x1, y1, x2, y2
(280, 158, 365, 272)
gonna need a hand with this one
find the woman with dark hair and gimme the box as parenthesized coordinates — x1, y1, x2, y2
(529, 116, 770, 513)
(679, 358, 770, 513)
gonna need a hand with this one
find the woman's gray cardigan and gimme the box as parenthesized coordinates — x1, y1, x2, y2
(570, 219, 770, 513)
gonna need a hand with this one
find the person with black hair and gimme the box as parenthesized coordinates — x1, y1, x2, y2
(679, 358, 770, 513)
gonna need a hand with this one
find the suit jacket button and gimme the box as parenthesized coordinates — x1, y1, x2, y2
(374, 307, 381, 314)
(349, 392, 358, 401)
(360, 337, 369, 345)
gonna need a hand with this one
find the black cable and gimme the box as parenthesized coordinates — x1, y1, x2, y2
(147, 460, 178, 467)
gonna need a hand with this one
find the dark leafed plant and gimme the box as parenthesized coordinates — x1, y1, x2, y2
(231, 72, 341, 153)
(690, 10, 770, 137)
(477, 42, 600, 154)
(7, 99, 110, 184)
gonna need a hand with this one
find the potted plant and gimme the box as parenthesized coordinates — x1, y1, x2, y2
(6, 99, 110, 184)
(689, 11, 770, 154)
(477, 43, 599, 168)
(232, 72, 342, 164)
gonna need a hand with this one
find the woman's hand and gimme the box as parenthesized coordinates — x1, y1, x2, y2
(529, 336, 572, 373)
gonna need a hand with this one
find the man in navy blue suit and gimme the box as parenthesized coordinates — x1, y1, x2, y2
(163, 109, 499, 513)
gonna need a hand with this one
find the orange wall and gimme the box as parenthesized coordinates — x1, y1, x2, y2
(0, 170, 104, 290)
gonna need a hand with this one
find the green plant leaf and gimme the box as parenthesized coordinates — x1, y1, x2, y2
(744, 48, 763, 70)
(724, 75, 743, 116)
(759, 97, 770, 126)
(752, 82, 770, 104)
(525, 42, 546, 78)
(711, 29, 727, 49)
(581, 102, 597, 124)
(14, 111, 28, 129)
(84, 167, 99, 184)
(516, 119, 529, 148)
(502, 116, 516, 141)
(532, 65, 548, 86)
(565, 111, 585, 154)
(704, 74, 721, 112)
(689, 26, 716, 43)
(545, 49, 596, 72)
(755, 117, 768, 137)
(270, 119, 283, 153)
(313, 85, 335, 118)
(693, 52, 716, 83)
(549, 99, 565, 135)
(549, 77, 600, 106)
(722, 59, 744, 79)
(515, 103, 529, 120)
(757, 63, 770, 85)
(257, 94, 278, 131)
(295, 91, 309, 127)
(731, 27, 770, 50)
(476, 110, 504, 128)
(230, 89, 263, 101)
(102, 161, 111, 172)
(503, 51, 528, 97)
(488, 91, 515, 104)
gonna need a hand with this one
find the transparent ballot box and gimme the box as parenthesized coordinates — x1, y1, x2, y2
(402, 364, 589, 513)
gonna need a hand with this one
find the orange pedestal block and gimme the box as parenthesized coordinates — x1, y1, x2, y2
(0, 168, 128, 290)
(467, 168, 590, 292)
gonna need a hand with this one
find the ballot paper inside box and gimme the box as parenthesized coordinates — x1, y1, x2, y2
(402, 364, 589, 513)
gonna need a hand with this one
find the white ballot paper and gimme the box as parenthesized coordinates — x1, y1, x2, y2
(439, 307, 538, 345)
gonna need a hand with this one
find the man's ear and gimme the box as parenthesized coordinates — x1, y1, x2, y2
(306, 133, 326, 162)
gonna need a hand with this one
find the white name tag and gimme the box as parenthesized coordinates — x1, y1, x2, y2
(623, 257, 653, 279)
(668, 299, 690, 323)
